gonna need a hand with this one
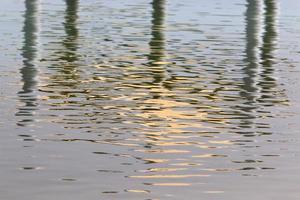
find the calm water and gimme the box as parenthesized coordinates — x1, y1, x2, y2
(1, 0, 300, 199)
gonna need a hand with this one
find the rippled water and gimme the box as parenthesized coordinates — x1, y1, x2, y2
(1, 0, 300, 199)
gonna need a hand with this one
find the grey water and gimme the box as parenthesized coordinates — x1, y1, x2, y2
(0, 0, 300, 199)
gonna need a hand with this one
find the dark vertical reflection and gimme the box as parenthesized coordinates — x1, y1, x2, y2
(142, 0, 167, 149)
(237, 0, 263, 133)
(54, 0, 79, 87)
(148, 0, 166, 87)
(61, 0, 79, 63)
(237, 0, 262, 133)
(259, 0, 278, 102)
(242, 0, 261, 104)
(39, 0, 81, 130)
(16, 0, 39, 126)
(239, 0, 282, 135)
(242, 0, 279, 105)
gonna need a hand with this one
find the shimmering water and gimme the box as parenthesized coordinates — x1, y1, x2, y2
(1, 0, 300, 199)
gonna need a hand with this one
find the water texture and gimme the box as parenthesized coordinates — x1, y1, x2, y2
(0, 0, 300, 199)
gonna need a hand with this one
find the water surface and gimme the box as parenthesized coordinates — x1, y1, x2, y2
(1, 0, 300, 199)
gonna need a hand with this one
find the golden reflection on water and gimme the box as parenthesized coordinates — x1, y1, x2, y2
(10, 0, 293, 198)
(139, 168, 187, 172)
(129, 174, 209, 179)
(125, 189, 150, 194)
(150, 183, 191, 186)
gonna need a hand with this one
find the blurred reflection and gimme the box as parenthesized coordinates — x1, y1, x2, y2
(60, 0, 79, 63)
(49, 0, 80, 90)
(242, 0, 262, 104)
(240, 0, 284, 135)
(139, 0, 168, 149)
(243, 0, 282, 105)
(148, 0, 166, 87)
(16, 0, 39, 126)
(139, 0, 209, 151)
(237, 0, 263, 132)
(259, 0, 278, 102)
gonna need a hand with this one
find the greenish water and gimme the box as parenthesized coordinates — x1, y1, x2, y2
(1, 0, 300, 199)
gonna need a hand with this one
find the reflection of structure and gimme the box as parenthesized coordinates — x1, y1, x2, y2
(148, 0, 167, 87)
(242, 0, 279, 107)
(16, 0, 39, 126)
(239, 0, 282, 134)
(60, 0, 79, 63)
(38, 0, 82, 131)
(49, 0, 79, 88)
(57, 0, 80, 83)
(242, 0, 262, 105)
(149, 0, 166, 62)
(139, 0, 210, 147)
(259, 0, 278, 101)
(238, 0, 263, 133)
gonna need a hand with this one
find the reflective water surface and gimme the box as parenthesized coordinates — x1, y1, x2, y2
(1, 0, 300, 199)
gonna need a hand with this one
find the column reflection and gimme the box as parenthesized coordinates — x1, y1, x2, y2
(242, 0, 262, 104)
(16, 0, 39, 126)
(148, 0, 167, 88)
(53, 0, 80, 88)
(240, 0, 285, 135)
(259, 0, 278, 102)
(61, 0, 79, 63)
(237, 0, 263, 132)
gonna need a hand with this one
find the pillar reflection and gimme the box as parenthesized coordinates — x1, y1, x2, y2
(259, 0, 278, 100)
(240, 0, 283, 135)
(148, 0, 167, 87)
(237, 0, 264, 132)
(61, 0, 79, 63)
(54, 0, 80, 86)
(16, 0, 39, 126)
(242, 0, 262, 104)
(242, 0, 280, 105)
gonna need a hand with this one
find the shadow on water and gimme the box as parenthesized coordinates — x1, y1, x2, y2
(16, 0, 39, 126)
